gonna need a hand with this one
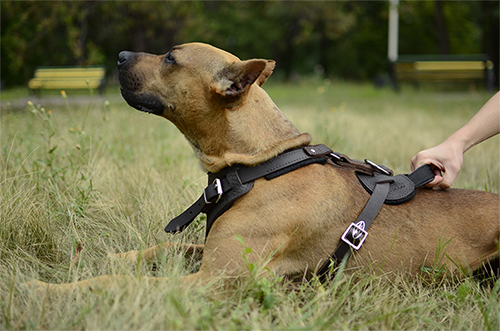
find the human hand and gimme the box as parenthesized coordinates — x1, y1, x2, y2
(410, 141, 464, 189)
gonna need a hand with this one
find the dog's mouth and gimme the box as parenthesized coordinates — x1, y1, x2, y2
(119, 87, 165, 116)
(117, 60, 165, 116)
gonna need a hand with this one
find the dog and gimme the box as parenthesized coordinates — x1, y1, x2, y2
(26, 42, 499, 292)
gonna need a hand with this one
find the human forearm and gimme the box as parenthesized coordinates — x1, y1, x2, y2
(450, 91, 500, 153)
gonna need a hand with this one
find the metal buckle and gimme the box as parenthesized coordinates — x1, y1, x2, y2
(364, 159, 391, 176)
(204, 178, 223, 204)
(341, 221, 368, 250)
(329, 152, 342, 161)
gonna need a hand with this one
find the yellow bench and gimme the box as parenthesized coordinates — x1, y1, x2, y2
(393, 55, 494, 91)
(28, 66, 106, 93)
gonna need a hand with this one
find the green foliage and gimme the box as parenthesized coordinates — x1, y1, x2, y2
(419, 233, 461, 285)
(399, 0, 483, 55)
(1, 1, 496, 87)
(26, 90, 97, 215)
(234, 235, 282, 311)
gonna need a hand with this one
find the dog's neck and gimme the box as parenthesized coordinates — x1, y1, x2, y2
(194, 85, 311, 173)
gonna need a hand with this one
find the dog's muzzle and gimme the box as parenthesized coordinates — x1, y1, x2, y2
(117, 51, 165, 115)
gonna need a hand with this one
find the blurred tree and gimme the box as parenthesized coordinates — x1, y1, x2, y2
(480, 1, 499, 87)
(293, 1, 356, 78)
(1, 1, 104, 86)
(0, 0, 496, 88)
(434, 0, 450, 55)
(87, 1, 198, 78)
(180, 1, 358, 79)
(322, 1, 388, 80)
(399, 0, 483, 55)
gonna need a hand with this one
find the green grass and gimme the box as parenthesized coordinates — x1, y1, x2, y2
(1, 82, 499, 330)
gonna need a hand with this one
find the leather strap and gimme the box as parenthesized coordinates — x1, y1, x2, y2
(330, 152, 394, 176)
(408, 164, 435, 187)
(357, 164, 434, 205)
(205, 171, 254, 237)
(208, 146, 331, 184)
(317, 164, 434, 281)
(317, 179, 392, 281)
(164, 195, 208, 233)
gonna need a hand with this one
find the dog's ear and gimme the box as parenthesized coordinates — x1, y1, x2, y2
(215, 59, 275, 97)
(255, 60, 275, 87)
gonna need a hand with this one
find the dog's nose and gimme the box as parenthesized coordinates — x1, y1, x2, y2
(118, 51, 133, 66)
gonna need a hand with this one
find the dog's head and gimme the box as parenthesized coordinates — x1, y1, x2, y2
(117, 42, 309, 172)
(118, 42, 275, 119)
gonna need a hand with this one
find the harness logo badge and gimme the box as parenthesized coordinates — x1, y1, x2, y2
(341, 221, 369, 250)
(352, 221, 366, 240)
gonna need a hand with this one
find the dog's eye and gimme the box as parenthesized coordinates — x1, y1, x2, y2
(164, 52, 175, 64)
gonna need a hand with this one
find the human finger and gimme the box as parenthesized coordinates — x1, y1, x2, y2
(437, 169, 457, 190)
(424, 168, 444, 188)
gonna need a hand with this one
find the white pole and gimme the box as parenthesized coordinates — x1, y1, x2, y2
(388, 0, 399, 62)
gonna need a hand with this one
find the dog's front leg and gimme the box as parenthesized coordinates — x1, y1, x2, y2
(108, 243, 204, 264)
(23, 272, 207, 295)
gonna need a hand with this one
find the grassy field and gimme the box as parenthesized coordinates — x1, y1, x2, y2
(1, 81, 499, 330)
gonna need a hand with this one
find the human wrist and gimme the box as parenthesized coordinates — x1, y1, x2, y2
(442, 133, 469, 155)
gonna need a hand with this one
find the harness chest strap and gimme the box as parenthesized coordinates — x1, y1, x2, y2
(317, 164, 434, 281)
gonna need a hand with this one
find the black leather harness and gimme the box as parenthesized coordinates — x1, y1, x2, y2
(164, 144, 434, 280)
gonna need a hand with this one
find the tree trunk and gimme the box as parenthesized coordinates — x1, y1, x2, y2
(434, 0, 449, 55)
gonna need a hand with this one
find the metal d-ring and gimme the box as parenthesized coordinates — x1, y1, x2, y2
(364, 159, 392, 176)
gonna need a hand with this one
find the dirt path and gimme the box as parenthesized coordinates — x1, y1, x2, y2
(1, 94, 126, 111)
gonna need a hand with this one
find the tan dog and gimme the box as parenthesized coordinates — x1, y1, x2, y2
(27, 43, 498, 292)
